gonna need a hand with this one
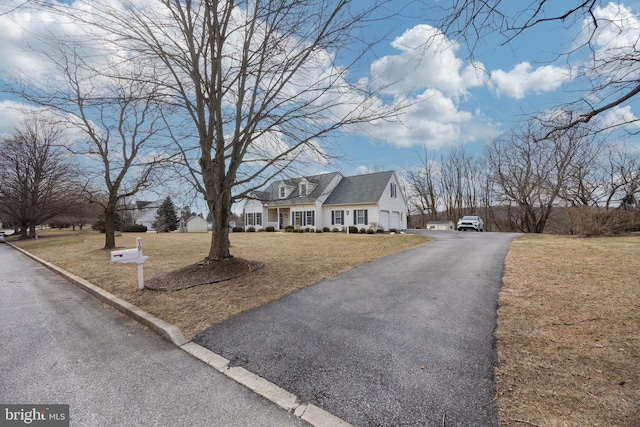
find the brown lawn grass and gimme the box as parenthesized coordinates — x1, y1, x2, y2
(10, 229, 429, 339)
(498, 233, 640, 426)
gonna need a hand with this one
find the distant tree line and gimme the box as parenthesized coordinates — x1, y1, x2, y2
(405, 117, 640, 235)
(0, 118, 83, 238)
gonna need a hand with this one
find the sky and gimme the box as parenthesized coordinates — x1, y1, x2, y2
(1, 1, 640, 211)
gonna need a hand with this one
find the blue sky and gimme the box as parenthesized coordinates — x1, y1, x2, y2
(1, 1, 640, 208)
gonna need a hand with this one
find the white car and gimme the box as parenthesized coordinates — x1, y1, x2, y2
(457, 216, 484, 232)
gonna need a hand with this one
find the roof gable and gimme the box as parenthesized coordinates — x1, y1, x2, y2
(257, 172, 341, 205)
(323, 171, 394, 205)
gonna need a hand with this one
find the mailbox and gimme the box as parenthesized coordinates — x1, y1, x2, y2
(111, 237, 149, 289)
(111, 248, 141, 263)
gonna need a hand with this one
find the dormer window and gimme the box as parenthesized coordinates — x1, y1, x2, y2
(279, 186, 286, 198)
(300, 183, 307, 196)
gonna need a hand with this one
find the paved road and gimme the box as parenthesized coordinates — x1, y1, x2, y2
(0, 243, 307, 427)
(196, 230, 520, 426)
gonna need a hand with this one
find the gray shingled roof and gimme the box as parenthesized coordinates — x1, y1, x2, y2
(323, 171, 394, 205)
(255, 172, 341, 206)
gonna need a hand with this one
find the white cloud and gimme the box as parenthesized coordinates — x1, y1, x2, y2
(0, 100, 31, 135)
(0, 99, 107, 148)
(341, 24, 502, 150)
(598, 106, 640, 129)
(490, 62, 572, 99)
(356, 165, 375, 175)
(369, 24, 486, 98)
(353, 88, 500, 150)
(580, 3, 640, 81)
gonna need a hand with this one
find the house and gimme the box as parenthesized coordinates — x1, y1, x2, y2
(426, 220, 455, 231)
(180, 215, 208, 233)
(133, 200, 162, 231)
(243, 170, 407, 231)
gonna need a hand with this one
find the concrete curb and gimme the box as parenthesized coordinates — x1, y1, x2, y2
(180, 342, 353, 427)
(8, 242, 353, 427)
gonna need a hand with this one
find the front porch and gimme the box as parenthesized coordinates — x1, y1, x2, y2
(266, 207, 290, 230)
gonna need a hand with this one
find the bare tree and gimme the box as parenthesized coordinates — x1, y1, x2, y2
(405, 149, 440, 226)
(440, 146, 483, 221)
(406, 146, 489, 227)
(486, 117, 595, 233)
(55, 0, 403, 261)
(0, 117, 79, 237)
(603, 145, 640, 209)
(14, 37, 171, 249)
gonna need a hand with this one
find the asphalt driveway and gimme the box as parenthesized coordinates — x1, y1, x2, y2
(196, 230, 520, 426)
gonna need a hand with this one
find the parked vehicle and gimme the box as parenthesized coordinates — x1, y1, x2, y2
(457, 216, 484, 232)
(0, 232, 5, 243)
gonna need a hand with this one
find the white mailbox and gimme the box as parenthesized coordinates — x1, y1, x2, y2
(111, 237, 149, 290)
(111, 248, 141, 263)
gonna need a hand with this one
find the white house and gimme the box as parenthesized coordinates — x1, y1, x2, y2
(243, 171, 407, 231)
(133, 200, 162, 231)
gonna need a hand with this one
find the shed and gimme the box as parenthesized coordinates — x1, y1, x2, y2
(426, 220, 455, 231)
(184, 216, 208, 233)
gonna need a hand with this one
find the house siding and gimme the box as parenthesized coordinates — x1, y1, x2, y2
(243, 171, 407, 231)
(377, 174, 407, 229)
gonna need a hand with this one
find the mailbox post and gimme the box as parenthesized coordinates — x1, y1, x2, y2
(111, 237, 149, 290)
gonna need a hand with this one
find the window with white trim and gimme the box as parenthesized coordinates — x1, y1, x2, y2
(305, 211, 315, 226)
(279, 186, 286, 198)
(390, 182, 397, 198)
(300, 183, 307, 196)
(293, 211, 302, 226)
(245, 212, 262, 226)
(331, 210, 344, 225)
(354, 209, 368, 225)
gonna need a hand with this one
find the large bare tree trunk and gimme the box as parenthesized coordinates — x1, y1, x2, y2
(207, 193, 232, 261)
(104, 206, 116, 249)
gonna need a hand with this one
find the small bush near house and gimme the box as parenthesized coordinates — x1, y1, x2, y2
(265, 226, 275, 232)
(332, 228, 340, 232)
(246, 226, 256, 232)
(348, 226, 358, 234)
(323, 227, 330, 232)
(366, 229, 375, 234)
(304, 227, 311, 232)
(377, 228, 385, 233)
(123, 224, 148, 232)
(284, 225, 294, 232)
(389, 228, 397, 233)
(316, 228, 323, 233)
(257, 228, 265, 232)
(232, 226, 244, 232)
(359, 228, 366, 234)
